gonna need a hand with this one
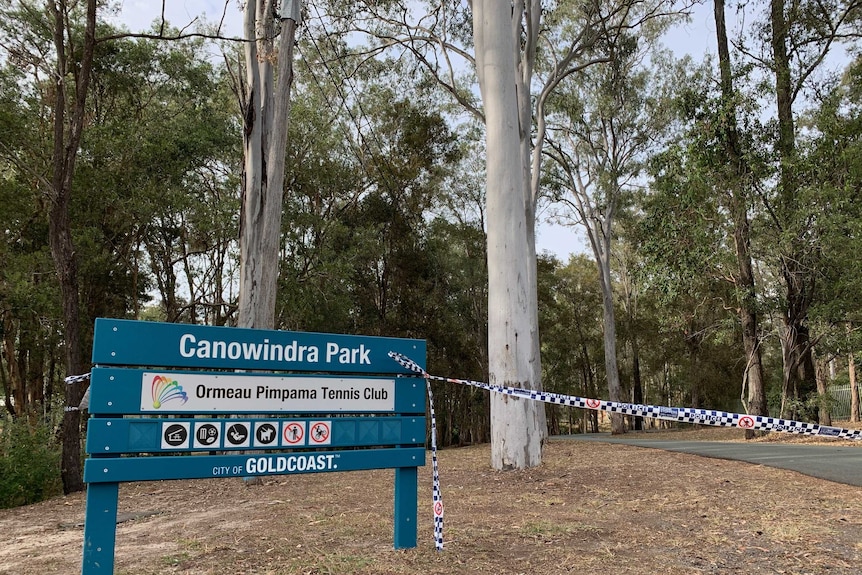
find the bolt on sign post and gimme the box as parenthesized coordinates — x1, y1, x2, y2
(80, 318, 426, 575)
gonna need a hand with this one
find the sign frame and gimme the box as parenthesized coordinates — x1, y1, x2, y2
(81, 319, 426, 575)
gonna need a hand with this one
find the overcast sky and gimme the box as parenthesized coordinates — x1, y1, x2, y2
(112, 1, 728, 263)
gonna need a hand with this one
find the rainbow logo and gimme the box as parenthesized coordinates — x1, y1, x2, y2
(151, 375, 188, 409)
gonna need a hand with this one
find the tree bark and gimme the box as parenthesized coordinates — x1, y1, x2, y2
(239, 0, 280, 331)
(473, 0, 545, 470)
(48, 0, 97, 495)
(597, 241, 625, 434)
(714, 0, 769, 437)
(770, 0, 817, 419)
(237, 2, 296, 484)
(237, 4, 296, 322)
(850, 350, 859, 423)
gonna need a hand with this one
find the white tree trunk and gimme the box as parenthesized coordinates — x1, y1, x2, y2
(596, 236, 625, 434)
(570, 209, 625, 434)
(238, 1, 296, 484)
(474, 0, 545, 470)
(238, 0, 294, 330)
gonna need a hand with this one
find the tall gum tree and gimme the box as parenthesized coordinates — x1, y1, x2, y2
(235, 0, 298, 485)
(713, 0, 768, 431)
(759, 0, 861, 417)
(320, 0, 682, 468)
(472, 0, 545, 469)
(47, 0, 97, 494)
(544, 27, 676, 435)
(237, 0, 297, 330)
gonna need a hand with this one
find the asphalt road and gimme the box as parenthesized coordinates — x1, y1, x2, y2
(556, 433, 862, 487)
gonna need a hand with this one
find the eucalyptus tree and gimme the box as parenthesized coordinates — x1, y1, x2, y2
(79, 32, 240, 325)
(543, 31, 675, 434)
(0, 0, 99, 493)
(275, 72, 364, 334)
(275, 41, 485, 442)
(539, 255, 605, 433)
(0, 57, 62, 419)
(614, 226, 646, 429)
(639, 124, 746, 412)
(0, 0, 243, 491)
(237, 0, 299, 332)
(712, 0, 769, 431)
(639, 5, 773, 430)
(0, 167, 61, 419)
(317, 0, 683, 467)
(748, 0, 862, 417)
(794, 55, 862, 420)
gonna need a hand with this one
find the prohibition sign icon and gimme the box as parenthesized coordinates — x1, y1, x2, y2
(282, 422, 305, 445)
(585, 398, 601, 409)
(309, 421, 331, 445)
(434, 501, 444, 517)
(738, 416, 755, 429)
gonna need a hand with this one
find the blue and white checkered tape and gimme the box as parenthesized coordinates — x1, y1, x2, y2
(389, 351, 862, 550)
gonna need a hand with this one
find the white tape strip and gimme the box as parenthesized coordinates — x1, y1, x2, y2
(388, 352, 862, 440)
(65, 373, 91, 385)
(389, 351, 862, 550)
(425, 378, 444, 550)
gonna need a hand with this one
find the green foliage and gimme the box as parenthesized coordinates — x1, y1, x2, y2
(539, 254, 604, 396)
(0, 417, 62, 508)
(800, 55, 862, 329)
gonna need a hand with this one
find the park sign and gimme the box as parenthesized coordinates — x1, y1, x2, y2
(91, 317, 424, 372)
(81, 318, 426, 575)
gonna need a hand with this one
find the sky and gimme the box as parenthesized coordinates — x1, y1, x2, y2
(111, 1, 725, 263)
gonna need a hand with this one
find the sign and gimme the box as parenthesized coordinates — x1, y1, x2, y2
(140, 372, 396, 413)
(224, 422, 250, 448)
(161, 422, 189, 450)
(85, 417, 425, 453)
(85, 447, 424, 483)
(92, 318, 426, 374)
(308, 421, 331, 445)
(82, 318, 426, 575)
(282, 421, 306, 445)
(193, 423, 221, 449)
(254, 422, 279, 447)
(738, 416, 755, 429)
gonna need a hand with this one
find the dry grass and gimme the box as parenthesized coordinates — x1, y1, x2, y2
(1, 428, 861, 574)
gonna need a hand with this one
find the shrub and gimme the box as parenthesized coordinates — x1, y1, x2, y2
(0, 416, 62, 508)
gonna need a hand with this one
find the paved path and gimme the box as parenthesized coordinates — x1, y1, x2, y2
(556, 433, 862, 487)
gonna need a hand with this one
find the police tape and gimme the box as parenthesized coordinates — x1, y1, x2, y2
(388, 352, 862, 441)
(65, 373, 91, 385)
(388, 350, 862, 550)
(425, 377, 444, 551)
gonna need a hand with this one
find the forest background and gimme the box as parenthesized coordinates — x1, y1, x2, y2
(0, 0, 861, 508)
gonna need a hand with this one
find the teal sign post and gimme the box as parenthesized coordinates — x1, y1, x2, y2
(81, 318, 426, 574)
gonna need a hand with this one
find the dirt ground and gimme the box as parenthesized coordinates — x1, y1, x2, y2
(2, 428, 862, 575)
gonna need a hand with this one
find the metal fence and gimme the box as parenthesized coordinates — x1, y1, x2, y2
(829, 384, 859, 421)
